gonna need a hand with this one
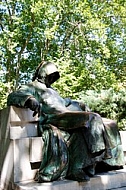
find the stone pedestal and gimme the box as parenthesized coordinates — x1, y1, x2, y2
(0, 106, 126, 190)
(119, 131, 126, 164)
(0, 106, 43, 190)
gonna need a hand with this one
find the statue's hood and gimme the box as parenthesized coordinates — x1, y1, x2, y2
(33, 61, 60, 86)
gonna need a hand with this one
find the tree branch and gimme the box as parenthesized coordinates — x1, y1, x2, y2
(15, 12, 35, 88)
(5, 0, 13, 26)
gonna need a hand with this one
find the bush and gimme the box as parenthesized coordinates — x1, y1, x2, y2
(78, 88, 126, 130)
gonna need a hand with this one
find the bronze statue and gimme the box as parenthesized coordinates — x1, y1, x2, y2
(7, 61, 125, 182)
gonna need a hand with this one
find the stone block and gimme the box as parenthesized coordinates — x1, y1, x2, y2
(0, 141, 14, 190)
(14, 166, 126, 190)
(10, 106, 38, 139)
(0, 107, 10, 141)
(119, 131, 126, 164)
(13, 138, 37, 183)
(10, 124, 38, 139)
(0, 106, 41, 190)
(10, 106, 38, 123)
(119, 131, 126, 151)
(29, 137, 44, 163)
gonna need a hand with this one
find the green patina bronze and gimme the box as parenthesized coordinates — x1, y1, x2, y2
(7, 61, 125, 182)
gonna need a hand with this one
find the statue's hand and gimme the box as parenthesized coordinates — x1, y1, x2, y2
(25, 97, 40, 116)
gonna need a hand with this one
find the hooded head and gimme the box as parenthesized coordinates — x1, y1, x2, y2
(32, 61, 60, 87)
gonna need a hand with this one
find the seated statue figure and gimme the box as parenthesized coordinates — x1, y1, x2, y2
(7, 61, 125, 182)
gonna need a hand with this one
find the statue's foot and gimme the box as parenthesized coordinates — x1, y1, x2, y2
(67, 169, 90, 182)
(84, 164, 96, 177)
(104, 148, 112, 159)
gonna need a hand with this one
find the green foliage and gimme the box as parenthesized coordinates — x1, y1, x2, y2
(52, 55, 122, 99)
(78, 88, 126, 130)
(0, 0, 125, 86)
(0, 82, 12, 109)
(0, 0, 125, 127)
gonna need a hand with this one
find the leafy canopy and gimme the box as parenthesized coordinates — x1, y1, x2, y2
(0, 0, 126, 108)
